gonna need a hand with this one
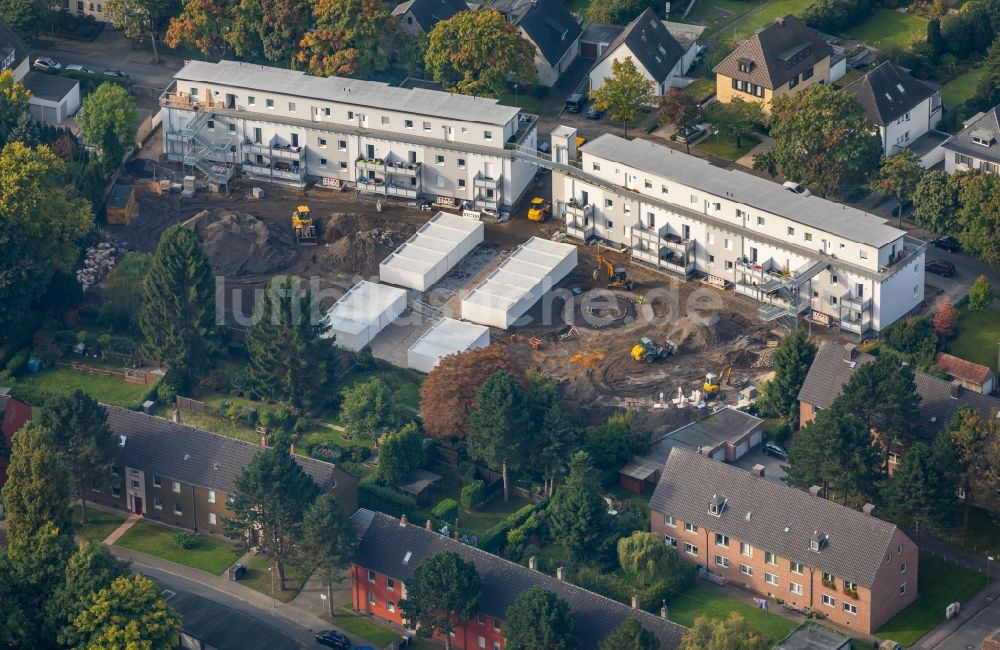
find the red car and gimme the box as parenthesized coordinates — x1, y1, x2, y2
(925, 259, 956, 277)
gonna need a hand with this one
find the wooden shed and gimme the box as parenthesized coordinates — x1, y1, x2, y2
(106, 184, 137, 225)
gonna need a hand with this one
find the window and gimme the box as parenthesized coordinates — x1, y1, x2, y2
(208, 512, 217, 525)
(757, 216, 765, 225)
(661, 184, 668, 194)
(707, 233, 715, 245)
(860, 250, 868, 260)
(684, 543, 698, 556)
(153, 497, 163, 510)
(386, 577, 396, 591)
(765, 573, 779, 586)
(319, 158, 327, 167)
(900, 583, 907, 595)
(152, 475, 161, 488)
(333, 140, 345, 151)
(765, 551, 777, 566)
(715, 555, 730, 568)
(248, 96, 255, 107)
(476, 614, 484, 625)
(790, 561, 803, 575)
(900, 562, 907, 574)
(206, 119, 214, 130)
(458, 158, 466, 168)
(172, 481, 181, 493)
(664, 535, 677, 547)
(324, 107, 331, 117)
(207, 490, 215, 504)
(605, 199, 614, 208)
(493, 619, 500, 632)
(802, 66, 814, 80)
(606, 220, 613, 229)
(265, 99, 274, 109)
(790, 582, 803, 595)
(388, 601, 396, 613)
(477, 636, 485, 649)
(897, 545, 903, 555)
(173, 502, 182, 515)
(131, 479, 140, 490)
(709, 255, 715, 264)
(228, 123, 236, 133)
(788, 74, 799, 89)
(368, 592, 376, 606)
(787, 227, 795, 236)
(822, 594, 835, 607)
(458, 179, 466, 188)
(725, 238, 732, 250)
(288, 102, 296, 112)
(423, 121, 431, 131)
(738, 60, 753, 73)
(715, 533, 729, 547)
(318, 138, 327, 148)
(436, 175, 444, 188)
(804, 232, 813, 242)
(340, 161, 347, 170)
(367, 570, 376, 583)
(111, 485, 121, 497)
(435, 155, 445, 165)
(484, 131, 492, 141)
(740, 542, 753, 557)
(845, 581, 857, 592)
(348, 111, 354, 120)
(645, 179, 652, 189)
(592, 162, 601, 171)
(843, 602, 857, 615)
(685, 522, 699, 533)
(830, 296, 838, 305)
(690, 194, 697, 204)
(381, 116, 390, 125)
(726, 260, 734, 270)
(955, 153, 974, 166)
(405, 120, 414, 129)
(740, 564, 753, 576)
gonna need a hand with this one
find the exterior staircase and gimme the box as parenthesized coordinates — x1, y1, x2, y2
(180, 109, 236, 185)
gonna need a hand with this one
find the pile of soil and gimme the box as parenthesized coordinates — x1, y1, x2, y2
(665, 313, 754, 352)
(319, 212, 412, 277)
(185, 209, 296, 276)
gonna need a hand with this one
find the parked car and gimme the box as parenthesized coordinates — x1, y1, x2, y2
(675, 124, 706, 143)
(103, 68, 130, 80)
(564, 92, 586, 113)
(763, 441, 788, 460)
(932, 235, 961, 253)
(585, 103, 604, 119)
(925, 259, 956, 277)
(782, 181, 812, 197)
(33, 57, 62, 72)
(315, 630, 350, 649)
(66, 64, 95, 74)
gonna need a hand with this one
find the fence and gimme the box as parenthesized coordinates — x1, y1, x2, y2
(175, 396, 210, 415)
(58, 361, 156, 386)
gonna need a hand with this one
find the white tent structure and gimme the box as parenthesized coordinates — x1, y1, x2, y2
(461, 237, 577, 329)
(407, 318, 490, 373)
(322, 281, 407, 351)
(379, 212, 485, 291)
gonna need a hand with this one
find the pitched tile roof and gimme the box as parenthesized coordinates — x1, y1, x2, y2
(391, 0, 469, 32)
(496, 0, 583, 67)
(352, 510, 686, 649)
(593, 9, 685, 84)
(713, 15, 832, 90)
(843, 61, 938, 126)
(0, 394, 31, 445)
(935, 352, 994, 386)
(798, 340, 1000, 432)
(943, 106, 1000, 164)
(649, 448, 905, 588)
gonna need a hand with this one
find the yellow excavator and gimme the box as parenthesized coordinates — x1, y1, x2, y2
(527, 197, 551, 222)
(292, 205, 317, 245)
(596, 253, 634, 290)
(703, 365, 733, 396)
(631, 337, 678, 363)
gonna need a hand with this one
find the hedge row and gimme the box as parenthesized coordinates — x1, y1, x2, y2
(359, 482, 418, 519)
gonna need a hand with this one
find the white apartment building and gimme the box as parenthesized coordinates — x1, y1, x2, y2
(550, 131, 926, 335)
(160, 60, 539, 212)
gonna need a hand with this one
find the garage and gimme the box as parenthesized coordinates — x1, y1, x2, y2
(407, 318, 490, 373)
(321, 281, 407, 351)
(379, 212, 484, 291)
(461, 237, 577, 329)
(750, 431, 763, 447)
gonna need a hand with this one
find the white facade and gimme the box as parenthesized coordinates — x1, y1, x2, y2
(380, 212, 484, 291)
(881, 95, 942, 156)
(322, 281, 408, 351)
(552, 132, 925, 334)
(407, 318, 490, 373)
(61, 0, 108, 21)
(589, 45, 687, 96)
(461, 237, 577, 329)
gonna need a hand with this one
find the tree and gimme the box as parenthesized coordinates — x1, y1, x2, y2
(4, 522, 77, 644)
(968, 274, 994, 311)
(953, 170, 1000, 268)
(139, 224, 217, 388)
(657, 89, 702, 154)
(377, 421, 425, 485)
(77, 82, 137, 174)
(165, 0, 228, 57)
(704, 97, 763, 149)
(584, 411, 649, 469)
(942, 407, 1000, 530)
(296, 494, 356, 619)
(888, 442, 956, 539)
(756, 328, 817, 427)
(680, 613, 765, 650)
(245, 275, 335, 409)
(424, 9, 535, 97)
(468, 370, 527, 501)
(51, 541, 130, 644)
(419, 345, 523, 439)
(754, 84, 882, 197)
(872, 149, 922, 227)
(521, 372, 580, 496)
(0, 422, 74, 543)
(225, 437, 321, 590)
(591, 57, 653, 138)
(881, 315, 940, 368)
(339, 378, 403, 447)
(913, 170, 959, 235)
(66, 575, 181, 650)
(932, 297, 958, 338)
(585, 0, 645, 25)
(38, 390, 116, 527)
(599, 619, 660, 650)
(503, 586, 576, 650)
(102, 251, 153, 333)
(976, 35, 1000, 107)
(104, 0, 172, 63)
(399, 551, 481, 649)
(298, 0, 400, 78)
(618, 531, 673, 586)
(0, 0, 48, 40)
(0, 69, 31, 148)
(548, 451, 609, 561)
(0, 220, 43, 334)
(225, 0, 307, 62)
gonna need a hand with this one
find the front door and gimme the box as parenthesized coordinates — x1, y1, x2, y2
(133, 497, 142, 514)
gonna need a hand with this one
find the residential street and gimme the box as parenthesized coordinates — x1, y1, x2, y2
(914, 582, 999, 650)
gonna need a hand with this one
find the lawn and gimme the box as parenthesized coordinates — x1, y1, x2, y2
(15, 366, 152, 408)
(73, 504, 127, 545)
(942, 67, 985, 107)
(240, 553, 309, 604)
(683, 0, 763, 27)
(114, 521, 240, 575)
(875, 553, 988, 646)
(937, 505, 1000, 558)
(722, 0, 816, 44)
(339, 365, 423, 413)
(697, 132, 759, 161)
(844, 9, 927, 48)
(498, 91, 546, 113)
(668, 585, 798, 645)
(458, 494, 532, 537)
(947, 307, 1000, 371)
(334, 606, 435, 649)
(682, 77, 717, 104)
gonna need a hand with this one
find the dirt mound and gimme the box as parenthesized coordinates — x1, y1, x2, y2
(666, 313, 754, 352)
(319, 213, 412, 277)
(186, 209, 296, 276)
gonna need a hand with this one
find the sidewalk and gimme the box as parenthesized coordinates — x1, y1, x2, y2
(102, 513, 140, 545)
(913, 581, 999, 649)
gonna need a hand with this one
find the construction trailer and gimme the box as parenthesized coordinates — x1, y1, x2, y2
(407, 318, 490, 373)
(321, 281, 407, 351)
(105, 184, 137, 225)
(379, 212, 484, 291)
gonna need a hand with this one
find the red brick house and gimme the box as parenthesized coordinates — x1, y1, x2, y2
(649, 448, 918, 634)
(0, 393, 33, 486)
(350, 509, 686, 650)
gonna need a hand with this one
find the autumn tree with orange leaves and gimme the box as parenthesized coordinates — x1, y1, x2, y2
(165, 0, 228, 58)
(297, 0, 399, 77)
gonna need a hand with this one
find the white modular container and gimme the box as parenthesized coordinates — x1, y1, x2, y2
(321, 281, 408, 351)
(460, 237, 577, 329)
(379, 211, 485, 291)
(407, 317, 491, 373)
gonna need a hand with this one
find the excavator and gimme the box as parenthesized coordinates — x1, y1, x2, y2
(527, 197, 551, 222)
(631, 337, 678, 363)
(596, 253, 634, 290)
(703, 365, 733, 396)
(292, 205, 317, 245)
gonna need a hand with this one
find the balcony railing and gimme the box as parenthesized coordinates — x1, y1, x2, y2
(841, 293, 872, 311)
(566, 218, 594, 241)
(474, 175, 499, 189)
(841, 318, 863, 334)
(566, 200, 593, 219)
(474, 197, 499, 211)
(247, 142, 302, 160)
(385, 184, 418, 198)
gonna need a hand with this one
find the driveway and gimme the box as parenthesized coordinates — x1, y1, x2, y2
(733, 447, 787, 484)
(921, 243, 999, 308)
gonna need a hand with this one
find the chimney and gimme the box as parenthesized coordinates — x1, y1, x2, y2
(260, 436, 267, 447)
(950, 380, 963, 399)
(862, 503, 876, 516)
(453, 531, 460, 540)
(843, 343, 856, 362)
(172, 408, 181, 424)
(631, 594, 640, 609)
(808, 485, 824, 498)
(290, 443, 296, 455)
(698, 446, 712, 456)
(660, 602, 669, 620)
(400, 514, 408, 526)
(752, 464, 766, 478)
(528, 556, 538, 571)
(425, 519, 433, 530)
(556, 566, 566, 581)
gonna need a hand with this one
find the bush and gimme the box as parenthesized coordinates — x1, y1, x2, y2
(359, 482, 417, 518)
(349, 446, 370, 463)
(968, 275, 994, 311)
(801, 0, 874, 34)
(881, 314, 939, 367)
(10, 382, 58, 406)
(3, 348, 30, 376)
(764, 421, 789, 443)
(478, 520, 513, 553)
(458, 460, 477, 483)
(431, 497, 459, 522)
(461, 480, 486, 510)
(173, 532, 195, 549)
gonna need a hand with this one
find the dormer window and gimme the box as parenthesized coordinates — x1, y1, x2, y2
(737, 58, 754, 73)
(708, 494, 727, 516)
(971, 129, 995, 147)
(810, 530, 827, 552)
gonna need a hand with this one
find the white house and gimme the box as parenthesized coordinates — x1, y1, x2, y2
(24, 73, 80, 124)
(488, 0, 582, 87)
(589, 9, 694, 96)
(942, 106, 1000, 175)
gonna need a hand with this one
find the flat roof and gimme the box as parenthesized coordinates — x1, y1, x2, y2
(642, 406, 763, 465)
(409, 317, 489, 360)
(24, 71, 77, 103)
(776, 625, 849, 650)
(582, 134, 904, 248)
(324, 281, 406, 328)
(463, 237, 576, 312)
(175, 60, 521, 127)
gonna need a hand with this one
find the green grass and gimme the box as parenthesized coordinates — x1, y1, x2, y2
(154, 406, 262, 444)
(942, 67, 985, 107)
(15, 366, 152, 408)
(458, 494, 531, 537)
(682, 77, 717, 104)
(833, 68, 866, 89)
(564, 0, 589, 12)
(697, 132, 759, 160)
(114, 521, 240, 575)
(73, 504, 127, 544)
(936, 505, 1000, 557)
(947, 307, 1000, 371)
(876, 553, 988, 646)
(498, 91, 546, 112)
(721, 0, 816, 44)
(843, 9, 928, 48)
(240, 554, 308, 604)
(684, 0, 765, 29)
(668, 586, 798, 645)
(340, 366, 423, 412)
(334, 606, 413, 647)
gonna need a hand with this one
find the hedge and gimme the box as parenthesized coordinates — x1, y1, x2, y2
(359, 482, 417, 519)
(431, 497, 459, 522)
(460, 480, 485, 510)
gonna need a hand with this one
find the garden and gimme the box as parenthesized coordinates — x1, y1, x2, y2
(697, 131, 759, 161)
(113, 521, 241, 575)
(946, 306, 1000, 370)
(941, 67, 985, 107)
(72, 504, 127, 545)
(843, 9, 927, 48)
(667, 586, 798, 645)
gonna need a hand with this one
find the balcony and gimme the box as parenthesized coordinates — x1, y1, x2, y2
(385, 184, 418, 198)
(247, 139, 302, 160)
(243, 162, 305, 181)
(355, 158, 383, 173)
(840, 317, 863, 334)
(384, 160, 420, 176)
(632, 225, 663, 247)
(840, 293, 871, 311)
(474, 197, 499, 211)
(474, 175, 499, 189)
(632, 247, 661, 266)
(879, 236, 928, 278)
(566, 199, 593, 219)
(159, 82, 225, 111)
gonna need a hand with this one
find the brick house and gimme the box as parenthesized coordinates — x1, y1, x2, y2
(351, 509, 686, 650)
(650, 448, 918, 634)
(0, 393, 33, 487)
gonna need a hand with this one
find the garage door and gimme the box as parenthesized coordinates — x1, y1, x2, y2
(735, 442, 748, 459)
(712, 449, 725, 461)
(750, 431, 762, 447)
(581, 42, 598, 59)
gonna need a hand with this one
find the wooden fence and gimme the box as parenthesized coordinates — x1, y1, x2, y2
(175, 396, 210, 415)
(58, 361, 157, 386)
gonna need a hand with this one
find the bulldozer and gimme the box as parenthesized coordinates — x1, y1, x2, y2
(292, 205, 317, 246)
(631, 337, 678, 363)
(596, 254, 634, 290)
(703, 366, 733, 396)
(527, 197, 551, 222)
